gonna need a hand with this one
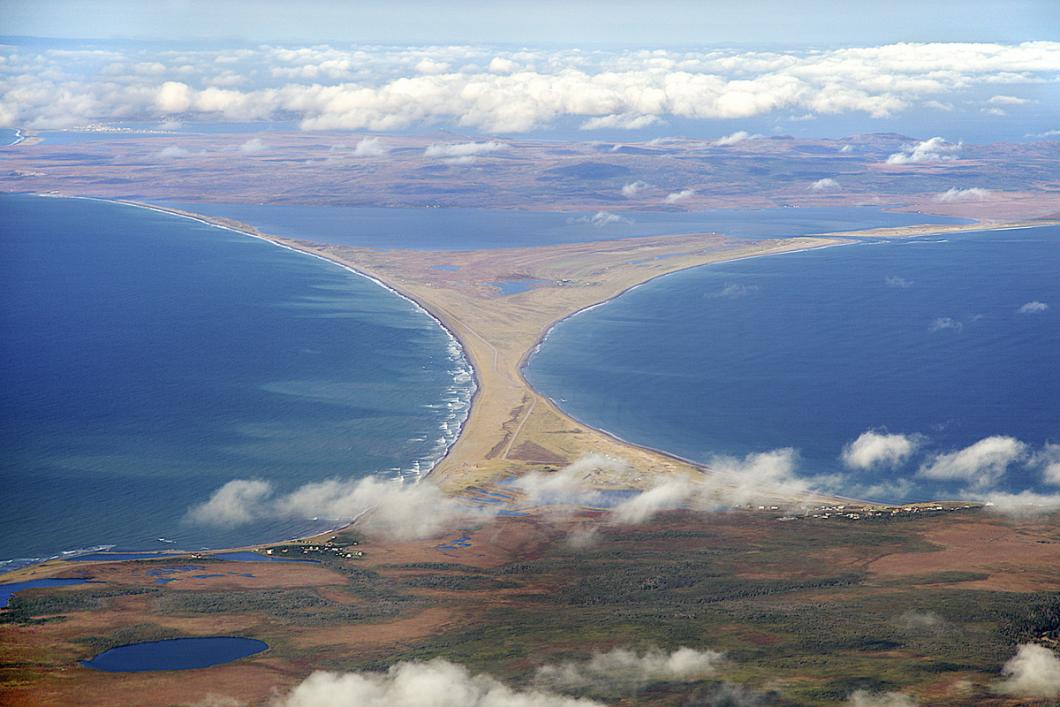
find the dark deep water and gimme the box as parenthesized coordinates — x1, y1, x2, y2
(0, 194, 473, 568)
(527, 226, 1060, 501)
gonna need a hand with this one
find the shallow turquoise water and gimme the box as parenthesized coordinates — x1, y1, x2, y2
(0, 194, 473, 566)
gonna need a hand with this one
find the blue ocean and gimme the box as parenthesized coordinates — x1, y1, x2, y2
(0, 194, 473, 567)
(526, 227, 1060, 501)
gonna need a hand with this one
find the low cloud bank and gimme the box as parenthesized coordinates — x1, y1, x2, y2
(567, 211, 632, 228)
(271, 648, 724, 706)
(835, 428, 1060, 513)
(713, 131, 760, 146)
(996, 644, 1060, 698)
(847, 691, 917, 706)
(609, 448, 826, 524)
(187, 476, 489, 540)
(513, 453, 632, 507)
(274, 659, 602, 707)
(535, 646, 724, 691)
(514, 449, 825, 524)
(934, 187, 990, 202)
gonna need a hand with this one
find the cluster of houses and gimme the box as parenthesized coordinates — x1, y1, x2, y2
(264, 536, 365, 560)
(802, 503, 979, 521)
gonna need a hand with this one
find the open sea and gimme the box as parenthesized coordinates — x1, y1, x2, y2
(526, 226, 1060, 501)
(0, 193, 473, 568)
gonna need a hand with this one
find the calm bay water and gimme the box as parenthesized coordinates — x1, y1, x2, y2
(0, 194, 472, 567)
(526, 227, 1060, 501)
(158, 201, 964, 250)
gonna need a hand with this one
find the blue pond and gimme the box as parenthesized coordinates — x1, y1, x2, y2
(67, 553, 185, 563)
(212, 551, 314, 563)
(81, 637, 268, 672)
(0, 578, 91, 608)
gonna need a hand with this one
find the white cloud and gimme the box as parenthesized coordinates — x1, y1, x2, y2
(414, 58, 451, 75)
(810, 177, 840, 191)
(580, 113, 660, 130)
(424, 141, 506, 159)
(929, 317, 962, 332)
(274, 659, 603, 707)
(847, 691, 917, 707)
(186, 479, 272, 528)
(610, 477, 696, 524)
(621, 180, 648, 198)
(515, 448, 825, 525)
(488, 57, 517, 74)
(987, 94, 1031, 105)
(708, 283, 759, 299)
(895, 610, 947, 633)
(1034, 443, 1060, 486)
(923, 100, 953, 111)
(712, 130, 760, 146)
(352, 137, 389, 157)
(977, 490, 1060, 516)
(187, 476, 492, 540)
(1017, 301, 1049, 314)
(995, 644, 1060, 699)
(513, 453, 631, 507)
(609, 448, 822, 524)
(842, 431, 920, 471)
(5, 42, 1060, 132)
(917, 436, 1027, 489)
(885, 276, 913, 288)
(156, 145, 189, 159)
(885, 137, 961, 164)
(664, 189, 695, 204)
(534, 647, 724, 691)
(155, 81, 192, 113)
(239, 137, 266, 154)
(934, 187, 991, 202)
(568, 211, 633, 228)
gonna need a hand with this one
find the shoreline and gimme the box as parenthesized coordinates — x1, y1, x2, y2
(5, 195, 1054, 580)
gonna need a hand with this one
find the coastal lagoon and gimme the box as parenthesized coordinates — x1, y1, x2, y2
(0, 194, 473, 568)
(158, 201, 964, 250)
(527, 226, 1060, 501)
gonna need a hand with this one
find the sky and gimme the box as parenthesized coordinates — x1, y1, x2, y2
(2, 1, 1059, 141)
(3, 0, 1059, 46)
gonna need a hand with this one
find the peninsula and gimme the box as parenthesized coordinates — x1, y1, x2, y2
(123, 202, 1056, 504)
